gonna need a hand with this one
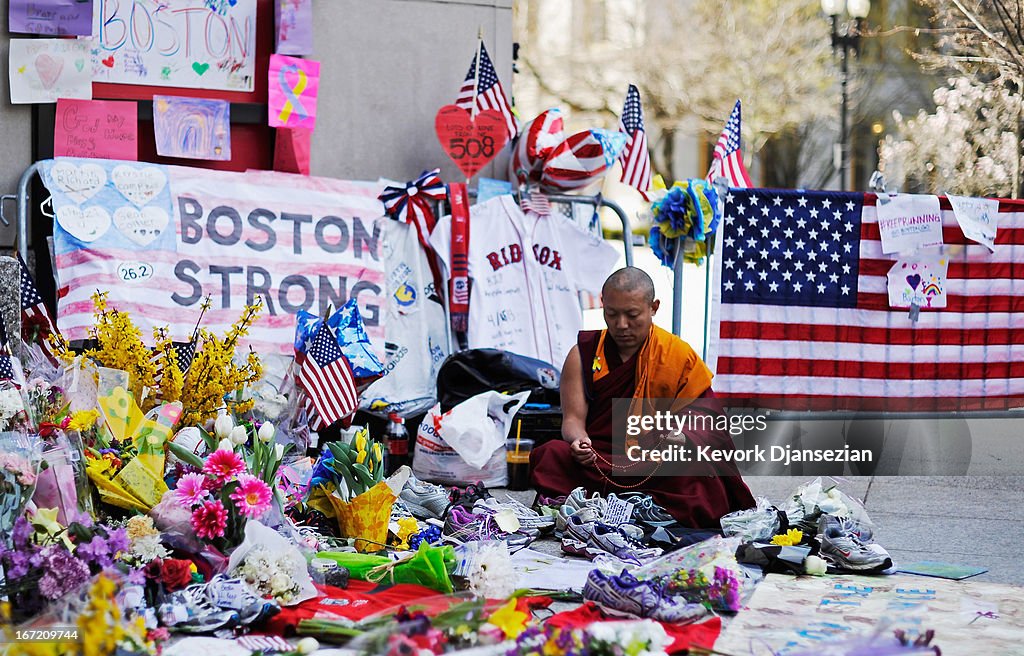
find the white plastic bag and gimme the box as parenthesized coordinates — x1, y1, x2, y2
(412, 391, 530, 486)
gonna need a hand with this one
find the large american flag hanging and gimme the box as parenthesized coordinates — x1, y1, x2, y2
(454, 42, 517, 140)
(617, 84, 652, 198)
(706, 100, 752, 189)
(709, 188, 1024, 411)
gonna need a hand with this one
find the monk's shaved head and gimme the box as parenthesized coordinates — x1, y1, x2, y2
(602, 267, 655, 303)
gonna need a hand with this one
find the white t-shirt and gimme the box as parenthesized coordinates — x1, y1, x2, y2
(430, 195, 619, 367)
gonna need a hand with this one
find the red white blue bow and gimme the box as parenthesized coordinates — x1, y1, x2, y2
(379, 169, 447, 242)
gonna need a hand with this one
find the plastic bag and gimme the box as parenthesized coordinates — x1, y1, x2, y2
(782, 477, 873, 534)
(316, 542, 456, 593)
(0, 429, 42, 543)
(720, 496, 782, 543)
(412, 391, 529, 486)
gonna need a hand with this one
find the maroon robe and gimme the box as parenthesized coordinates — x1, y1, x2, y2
(530, 330, 755, 528)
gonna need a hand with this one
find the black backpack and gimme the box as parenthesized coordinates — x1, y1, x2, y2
(436, 349, 561, 412)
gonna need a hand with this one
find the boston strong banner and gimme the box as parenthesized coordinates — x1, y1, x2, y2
(41, 159, 386, 354)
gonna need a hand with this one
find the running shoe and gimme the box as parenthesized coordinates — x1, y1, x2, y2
(474, 494, 555, 533)
(817, 514, 891, 572)
(588, 522, 663, 564)
(446, 481, 493, 516)
(442, 506, 533, 552)
(400, 474, 451, 520)
(618, 492, 679, 529)
(583, 569, 707, 624)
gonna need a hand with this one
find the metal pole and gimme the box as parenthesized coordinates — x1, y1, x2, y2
(839, 35, 849, 191)
(671, 240, 683, 337)
(17, 162, 40, 261)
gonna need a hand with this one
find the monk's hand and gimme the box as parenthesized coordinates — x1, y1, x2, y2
(570, 436, 597, 466)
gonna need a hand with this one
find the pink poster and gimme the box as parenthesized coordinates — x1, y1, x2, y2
(274, 127, 311, 175)
(276, 0, 313, 55)
(268, 54, 319, 130)
(54, 98, 138, 160)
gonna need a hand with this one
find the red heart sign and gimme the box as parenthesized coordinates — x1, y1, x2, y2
(435, 105, 509, 180)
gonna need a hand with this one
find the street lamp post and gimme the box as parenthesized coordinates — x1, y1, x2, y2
(821, 0, 870, 191)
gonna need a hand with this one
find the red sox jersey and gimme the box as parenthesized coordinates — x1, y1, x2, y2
(430, 195, 619, 367)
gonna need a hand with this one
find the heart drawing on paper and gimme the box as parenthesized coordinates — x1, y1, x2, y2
(56, 206, 111, 243)
(101, 55, 115, 68)
(74, 59, 85, 72)
(434, 105, 510, 179)
(35, 53, 64, 90)
(906, 274, 922, 290)
(50, 161, 107, 203)
(192, 62, 210, 76)
(114, 207, 169, 246)
(111, 165, 167, 207)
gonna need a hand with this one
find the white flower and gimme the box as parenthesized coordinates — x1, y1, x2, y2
(218, 438, 234, 452)
(270, 573, 292, 593)
(131, 534, 170, 562)
(805, 555, 828, 576)
(258, 422, 275, 443)
(295, 637, 319, 654)
(214, 414, 234, 440)
(229, 425, 248, 446)
(274, 444, 284, 460)
(464, 542, 516, 599)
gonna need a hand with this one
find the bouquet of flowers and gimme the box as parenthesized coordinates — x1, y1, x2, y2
(0, 431, 41, 544)
(508, 621, 672, 656)
(306, 428, 393, 552)
(0, 511, 132, 622)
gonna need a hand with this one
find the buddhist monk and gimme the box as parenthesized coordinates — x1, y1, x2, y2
(529, 267, 755, 528)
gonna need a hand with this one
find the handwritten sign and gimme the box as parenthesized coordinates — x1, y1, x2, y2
(268, 54, 319, 130)
(54, 98, 137, 160)
(40, 158, 387, 355)
(875, 193, 943, 254)
(8, 38, 93, 104)
(947, 194, 1000, 252)
(92, 0, 256, 92)
(153, 96, 231, 161)
(434, 105, 509, 179)
(887, 255, 948, 309)
(275, 0, 313, 55)
(10, 0, 94, 36)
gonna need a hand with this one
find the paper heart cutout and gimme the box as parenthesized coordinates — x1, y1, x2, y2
(57, 206, 111, 243)
(50, 161, 107, 203)
(906, 274, 922, 290)
(101, 55, 115, 68)
(113, 206, 169, 246)
(35, 53, 64, 90)
(111, 165, 166, 207)
(435, 105, 509, 179)
(192, 62, 210, 75)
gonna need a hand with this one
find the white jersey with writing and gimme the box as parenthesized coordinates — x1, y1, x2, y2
(430, 195, 618, 367)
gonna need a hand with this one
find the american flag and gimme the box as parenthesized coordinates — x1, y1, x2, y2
(455, 42, 517, 139)
(617, 85, 652, 198)
(709, 188, 1024, 411)
(18, 254, 59, 362)
(0, 316, 15, 381)
(296, 322, 358, 428)
(706, 100, 752, 189)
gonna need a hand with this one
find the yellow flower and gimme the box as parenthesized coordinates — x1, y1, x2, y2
(770, 528, 804, 547)
(354, 430, 367, 453)
(68, 409, 100, 432)
(372, 442, 383, 466)
(487, 598, 529, 639)
(395, 517, 419, 550)
(126, 515, 158, 540)
(355, 450, 367, 465)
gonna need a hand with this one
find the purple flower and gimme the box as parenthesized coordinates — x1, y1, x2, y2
(11, 516, 32, 548)
(77, 535, 111, 567)
(38, 547, 89, 600)
(106, 527, 130, 555)
(5, 550, 31, 578)
(68, 510, 94, 528)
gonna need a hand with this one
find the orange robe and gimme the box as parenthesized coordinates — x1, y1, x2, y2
(530, 327, 755, 528)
